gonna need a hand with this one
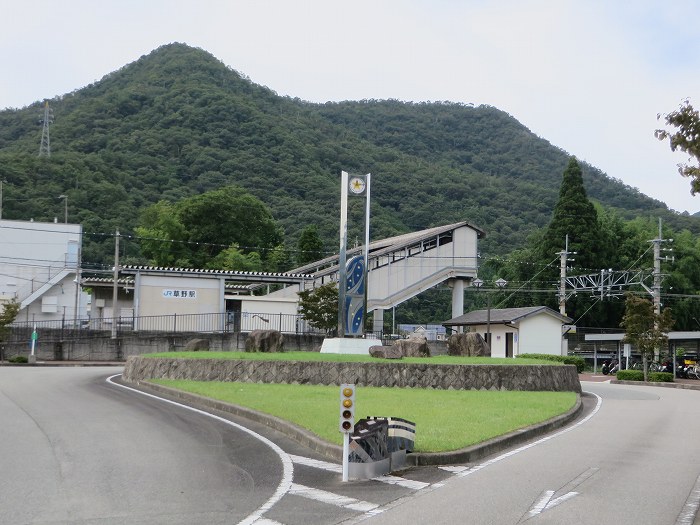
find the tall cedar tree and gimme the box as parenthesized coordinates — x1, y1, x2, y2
(540, 157, 602, 270)
(533, 158, 614, 325)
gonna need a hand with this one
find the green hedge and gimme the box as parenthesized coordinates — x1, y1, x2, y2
(616, 369, 644, 381)
(517, 353, 585, 373)
(648, 372, 674, 383)
(616, 370, 674, 382)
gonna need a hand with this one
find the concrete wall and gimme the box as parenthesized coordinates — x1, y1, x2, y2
(3, 325, 451, 362)
(1, 329, 328, 361)
(123, 356, 581, 392)
(519, 315, 564, 355)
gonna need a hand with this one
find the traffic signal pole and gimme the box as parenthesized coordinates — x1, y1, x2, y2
(339, 384, 356, 482)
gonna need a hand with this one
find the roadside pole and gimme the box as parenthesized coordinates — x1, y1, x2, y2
(29, 323, 37, 363)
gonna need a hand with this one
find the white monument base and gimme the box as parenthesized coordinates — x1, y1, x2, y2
(320, 338, 379, 355)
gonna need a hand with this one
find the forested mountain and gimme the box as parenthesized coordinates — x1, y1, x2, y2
(0, 42, 696, 272)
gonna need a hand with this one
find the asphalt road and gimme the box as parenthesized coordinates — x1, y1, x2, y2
(0, 367, 285, 524)
(4, 368, 700, 525)
(362, 382, 700, 525)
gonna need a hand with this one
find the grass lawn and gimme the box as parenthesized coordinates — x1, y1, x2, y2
(152, 379, 577, 452)
(144, 351, 554, 366)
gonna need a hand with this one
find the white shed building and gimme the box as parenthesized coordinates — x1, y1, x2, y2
(443, 306, 572, 357)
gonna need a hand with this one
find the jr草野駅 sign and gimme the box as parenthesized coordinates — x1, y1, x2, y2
(162, 289, 197, 299)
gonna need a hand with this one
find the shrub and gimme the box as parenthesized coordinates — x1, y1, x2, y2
(616, 369, 644, 381)
(8, 355, 28, 363)
(648, 372, 674, 383)
(517, 353, 585, 373)
(616, 370, 674, 382)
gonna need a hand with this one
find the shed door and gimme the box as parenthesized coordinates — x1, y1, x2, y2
(505, 332, 514, 358)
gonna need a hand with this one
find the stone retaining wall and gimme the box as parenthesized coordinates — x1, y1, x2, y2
(123, 356, 581, 392)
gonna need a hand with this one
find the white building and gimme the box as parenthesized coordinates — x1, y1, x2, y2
(0, 219, 88, 324)
(82, 267, 309, 333)
(443, 306, 572, 357)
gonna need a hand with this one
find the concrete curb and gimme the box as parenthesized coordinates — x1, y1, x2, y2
(120, 378, 583, 466)
(611, 379, 700, 391)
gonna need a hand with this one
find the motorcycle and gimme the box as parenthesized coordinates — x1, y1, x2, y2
(659, 361, 673, 374)
(608, 360, 620, 375)
(602, 360, 618, 375)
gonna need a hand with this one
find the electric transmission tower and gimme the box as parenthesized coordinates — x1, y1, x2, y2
(38, 100, 53, 157)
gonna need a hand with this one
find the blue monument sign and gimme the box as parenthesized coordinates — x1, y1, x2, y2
(337, 171, 371, 339)
(345, 255, 365, 336)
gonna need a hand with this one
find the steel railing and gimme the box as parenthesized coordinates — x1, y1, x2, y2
(10, 311, 328, 338)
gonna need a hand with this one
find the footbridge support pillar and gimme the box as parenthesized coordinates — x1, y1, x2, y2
(450, 279, 465, 333)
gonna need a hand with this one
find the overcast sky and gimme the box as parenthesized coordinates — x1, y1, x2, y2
(2, 0, 698, 213)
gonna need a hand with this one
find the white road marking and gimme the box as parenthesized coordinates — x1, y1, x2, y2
(254, 520, 285, 525)
(439, 465, 470, 473)
(371, 475, 430, 490)
(546, 491, 578, 510)
(676, 474, 700, 525)
(524, 490, 578, 520)
(527, 490, 555, 518)
(289, 454, 342, 473)
(289, 483, 380, 512)
(106, 375, 293, 525)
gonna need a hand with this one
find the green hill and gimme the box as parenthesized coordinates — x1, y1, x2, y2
(0, 42, 696, 268)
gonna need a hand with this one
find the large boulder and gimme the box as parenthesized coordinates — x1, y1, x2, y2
(369, 345, 403, 359)
(184, 338, 210, 351)
(447, 332, 491, 357)
(393, 336, 430, 357)
(245, 330, 285, 353)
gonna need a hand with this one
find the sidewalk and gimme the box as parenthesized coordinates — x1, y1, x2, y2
(578, 373, 611, 382)
(579, 373, 700, 390)
(0, 360, 124, 367)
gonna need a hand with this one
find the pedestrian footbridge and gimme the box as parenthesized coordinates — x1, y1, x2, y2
(280, 221, 484, 331)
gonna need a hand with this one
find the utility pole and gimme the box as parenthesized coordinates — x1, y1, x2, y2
(58, 194, 68, 223)
(650, 218, 674, 317)
(73, 241, 82, 328)
(39, 101, 53, 157)
(556, 235, 576, 316)
(111, 229, 120, 339)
